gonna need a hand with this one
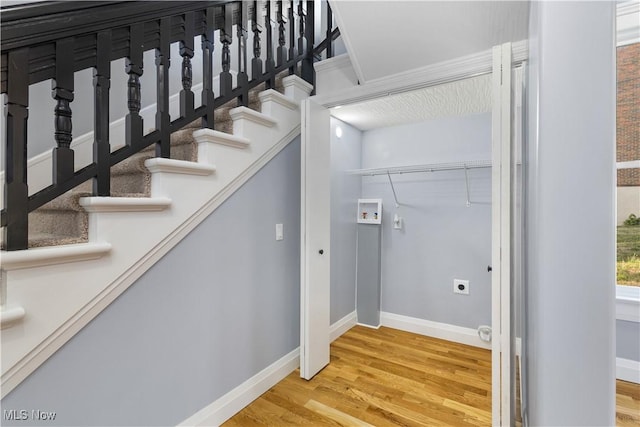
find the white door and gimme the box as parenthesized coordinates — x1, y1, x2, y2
(491, 42, 514, 426)
(300, 97, 331, 380)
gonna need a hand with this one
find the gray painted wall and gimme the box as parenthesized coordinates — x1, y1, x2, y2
(329, 118, 361, 324)
(1, 138, 301, 427)
(360, 113, 492, 329)
(526, 2, 616, 425)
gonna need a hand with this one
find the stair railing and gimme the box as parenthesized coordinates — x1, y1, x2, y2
(1, 0, 339, 251)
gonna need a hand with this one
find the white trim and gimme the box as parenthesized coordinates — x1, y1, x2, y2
(313, 53, 354, 74)
(617, 160, 640, 169)
(617, 1, 640, 46)
(144, 158, 216, 176)
(78, 197, 172, 213)
(177, 348, 300, 427)
(1, 242, 112, 271)
(0, 306, 26, 329)
(282, 75, 314, 95)
(498, 43, 513, 425)
(616, 285, 640, 322)
(327, 1, 366, 84)
(618, 27, 640, 47)
(258, 89, 299, 111)
(356, 322, 381, 330)
(192, 129, 250, 150)
(228, 107, 277, 127)
(312, 40, 527, 109)
(282, 75, 314, 104)
(491, 44, 503, 425)
(616, 357, 640, 384)
(618, 0, 640, 17)
(379, 312, 492, 350)
(329, 311, 357, 343)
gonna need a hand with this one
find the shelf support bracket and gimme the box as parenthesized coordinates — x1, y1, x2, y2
(464, 165, 471, 207)
(387, 171, 400, 208)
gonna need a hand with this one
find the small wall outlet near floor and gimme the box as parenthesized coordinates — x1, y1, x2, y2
(453, 279, 470, 295)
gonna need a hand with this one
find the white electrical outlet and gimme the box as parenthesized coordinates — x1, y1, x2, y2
(453, 279, 469, 295)
(275, 224, 283, 241)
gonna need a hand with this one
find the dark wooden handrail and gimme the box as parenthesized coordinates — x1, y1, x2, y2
(1, 0, 339, 250)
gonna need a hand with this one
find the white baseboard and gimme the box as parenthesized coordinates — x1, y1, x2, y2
(617, 357, 640, 384)
(380, 311, 492, 350)
(179, 312, 358, 427)
(330, 311, 357, 342)
(178, 348, 300, 427)
(356, 322, 381, 330)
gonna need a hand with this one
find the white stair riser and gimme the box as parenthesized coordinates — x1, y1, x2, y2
(197, 144, 255, 184)
(259, 100, 300, 126)
(282, 75, 314, 103)
(232, 118, 275, 141)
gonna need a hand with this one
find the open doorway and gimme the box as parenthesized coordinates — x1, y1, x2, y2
(301, 43, 525, 425)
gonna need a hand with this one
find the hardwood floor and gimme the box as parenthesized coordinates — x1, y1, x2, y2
(618, 379, 640, 427)
(224, 326, 640, 426)
(225, 326, 490, 426)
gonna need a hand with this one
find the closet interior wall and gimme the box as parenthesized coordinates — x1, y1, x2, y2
(359, 112, 493, 330)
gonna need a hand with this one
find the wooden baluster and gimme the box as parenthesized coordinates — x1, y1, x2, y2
(52, 37, 75, 186)
(301, 0, 314, 85)
(297, 0, 306, 56)
(219, 4, 233, 98)
(237, 2, 249, 106)
(326, 2, 333, 59)
(276, 0, 286, 67)
(155, 17, 171, 158)
(265, 0, 275, 89)
(180, 12, 195, 119)
(93, 31, 111, 196)
(201, 7, 215, 129)
(4, 48, 29, 250)
(251, 1, 263, 80)
(288, 0, 297, 74)
(126, 24, 144, 148)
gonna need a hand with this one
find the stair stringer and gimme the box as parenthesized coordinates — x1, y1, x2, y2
(0, 80, 309, 398)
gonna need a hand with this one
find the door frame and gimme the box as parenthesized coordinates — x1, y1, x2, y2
(491, 42, 513, 426)
(302, 42, 523, 425)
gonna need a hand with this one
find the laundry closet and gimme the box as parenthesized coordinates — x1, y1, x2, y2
(328, 75, 494, 341)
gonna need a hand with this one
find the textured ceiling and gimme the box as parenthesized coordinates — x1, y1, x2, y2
(330, 74, 492, 131)
(331, 1, 530, 83)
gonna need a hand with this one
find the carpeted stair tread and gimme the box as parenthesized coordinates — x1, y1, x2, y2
(183, 77, 284, 132)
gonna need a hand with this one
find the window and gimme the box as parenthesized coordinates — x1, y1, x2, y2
(616, 41, 639, 289)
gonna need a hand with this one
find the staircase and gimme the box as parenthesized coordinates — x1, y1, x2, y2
(23, 79, 276, 250)
(0, 0, 336, 398)
(1, 72, 313, 397)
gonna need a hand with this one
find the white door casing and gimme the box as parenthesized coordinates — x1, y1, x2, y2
(491, 42, 514, 426)
(300, 98, 331, 380)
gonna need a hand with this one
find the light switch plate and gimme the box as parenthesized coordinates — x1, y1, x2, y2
(276, 224, 283, 241)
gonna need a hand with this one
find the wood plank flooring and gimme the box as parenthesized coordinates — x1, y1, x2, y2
(618, 379, 640, 427)
(224, 326, 640, 426)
